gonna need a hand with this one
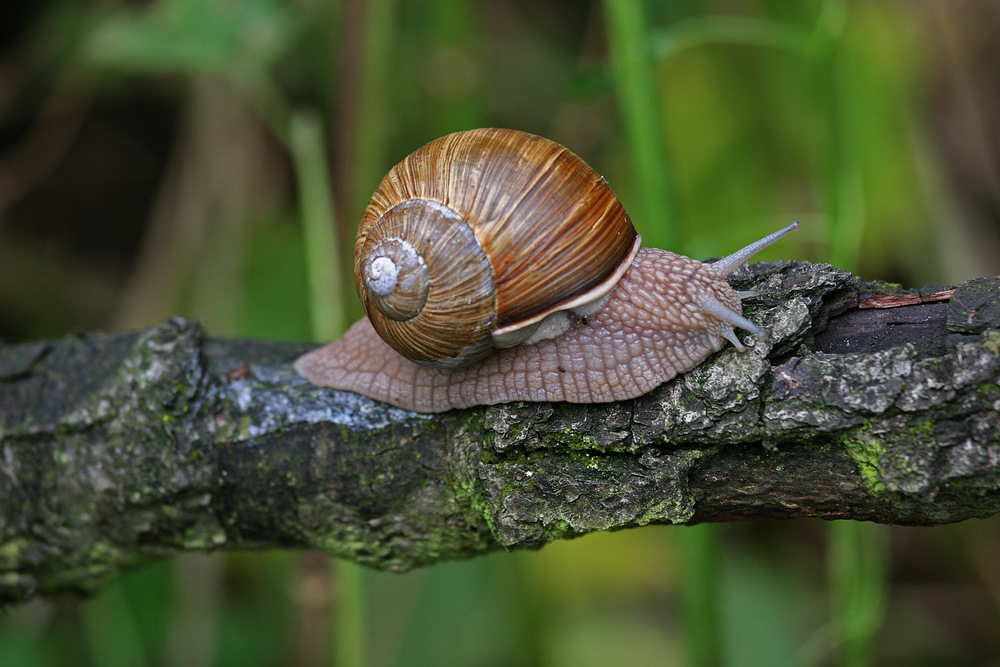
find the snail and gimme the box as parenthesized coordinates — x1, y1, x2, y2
(294, 128, 798, 413)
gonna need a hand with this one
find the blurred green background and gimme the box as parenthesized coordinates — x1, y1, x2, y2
(2, 0, 1000, 665)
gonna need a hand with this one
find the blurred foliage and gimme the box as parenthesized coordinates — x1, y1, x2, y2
(2, 0, 1000, 665)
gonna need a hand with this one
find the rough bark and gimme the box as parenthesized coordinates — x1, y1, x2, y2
(1, 260, 999, 604)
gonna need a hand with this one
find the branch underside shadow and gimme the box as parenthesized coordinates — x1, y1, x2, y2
(1, 261, 998, 603)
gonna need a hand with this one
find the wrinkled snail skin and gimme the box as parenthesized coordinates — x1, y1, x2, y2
(292, 128, 800, 413)
(294, 224, 798, 413)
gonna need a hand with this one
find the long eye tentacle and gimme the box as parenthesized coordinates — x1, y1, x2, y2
(710, 221, 799, 278)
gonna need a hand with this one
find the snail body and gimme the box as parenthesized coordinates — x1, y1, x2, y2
(294, 129, 798, 413)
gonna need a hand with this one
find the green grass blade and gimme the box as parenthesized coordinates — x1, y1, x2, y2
(334, 561, 367, 667)
(350, 0, 398, 221)
(289, 110, 345, 343)
(652, 15, 814, 60)
(828, 521, 890, 666)
(81, 581, 148, 667)
(679, 525, 722, 667)
(601, 0, 677, 248)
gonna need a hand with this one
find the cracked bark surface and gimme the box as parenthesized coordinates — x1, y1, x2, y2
(1, 260, 998, 604)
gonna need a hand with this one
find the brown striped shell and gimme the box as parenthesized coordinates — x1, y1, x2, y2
(355, 128, 639, 368)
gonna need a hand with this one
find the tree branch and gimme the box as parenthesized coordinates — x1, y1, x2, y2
(1, 260, 999, 603)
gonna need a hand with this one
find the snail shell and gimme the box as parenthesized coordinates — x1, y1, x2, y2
(355, 128, 639, 368)
(294, 127, 801, 412)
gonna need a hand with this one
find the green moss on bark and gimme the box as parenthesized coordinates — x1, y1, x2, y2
(1, 268, 999, 604)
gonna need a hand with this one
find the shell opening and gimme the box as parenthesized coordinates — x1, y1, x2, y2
(491, 234, 641, 348)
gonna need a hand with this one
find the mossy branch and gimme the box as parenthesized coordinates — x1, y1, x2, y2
(1, 261, 999, 604)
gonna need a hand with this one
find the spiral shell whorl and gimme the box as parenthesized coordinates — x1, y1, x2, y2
(357, 198, 497, 367)
(362, 237, 429, 321)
